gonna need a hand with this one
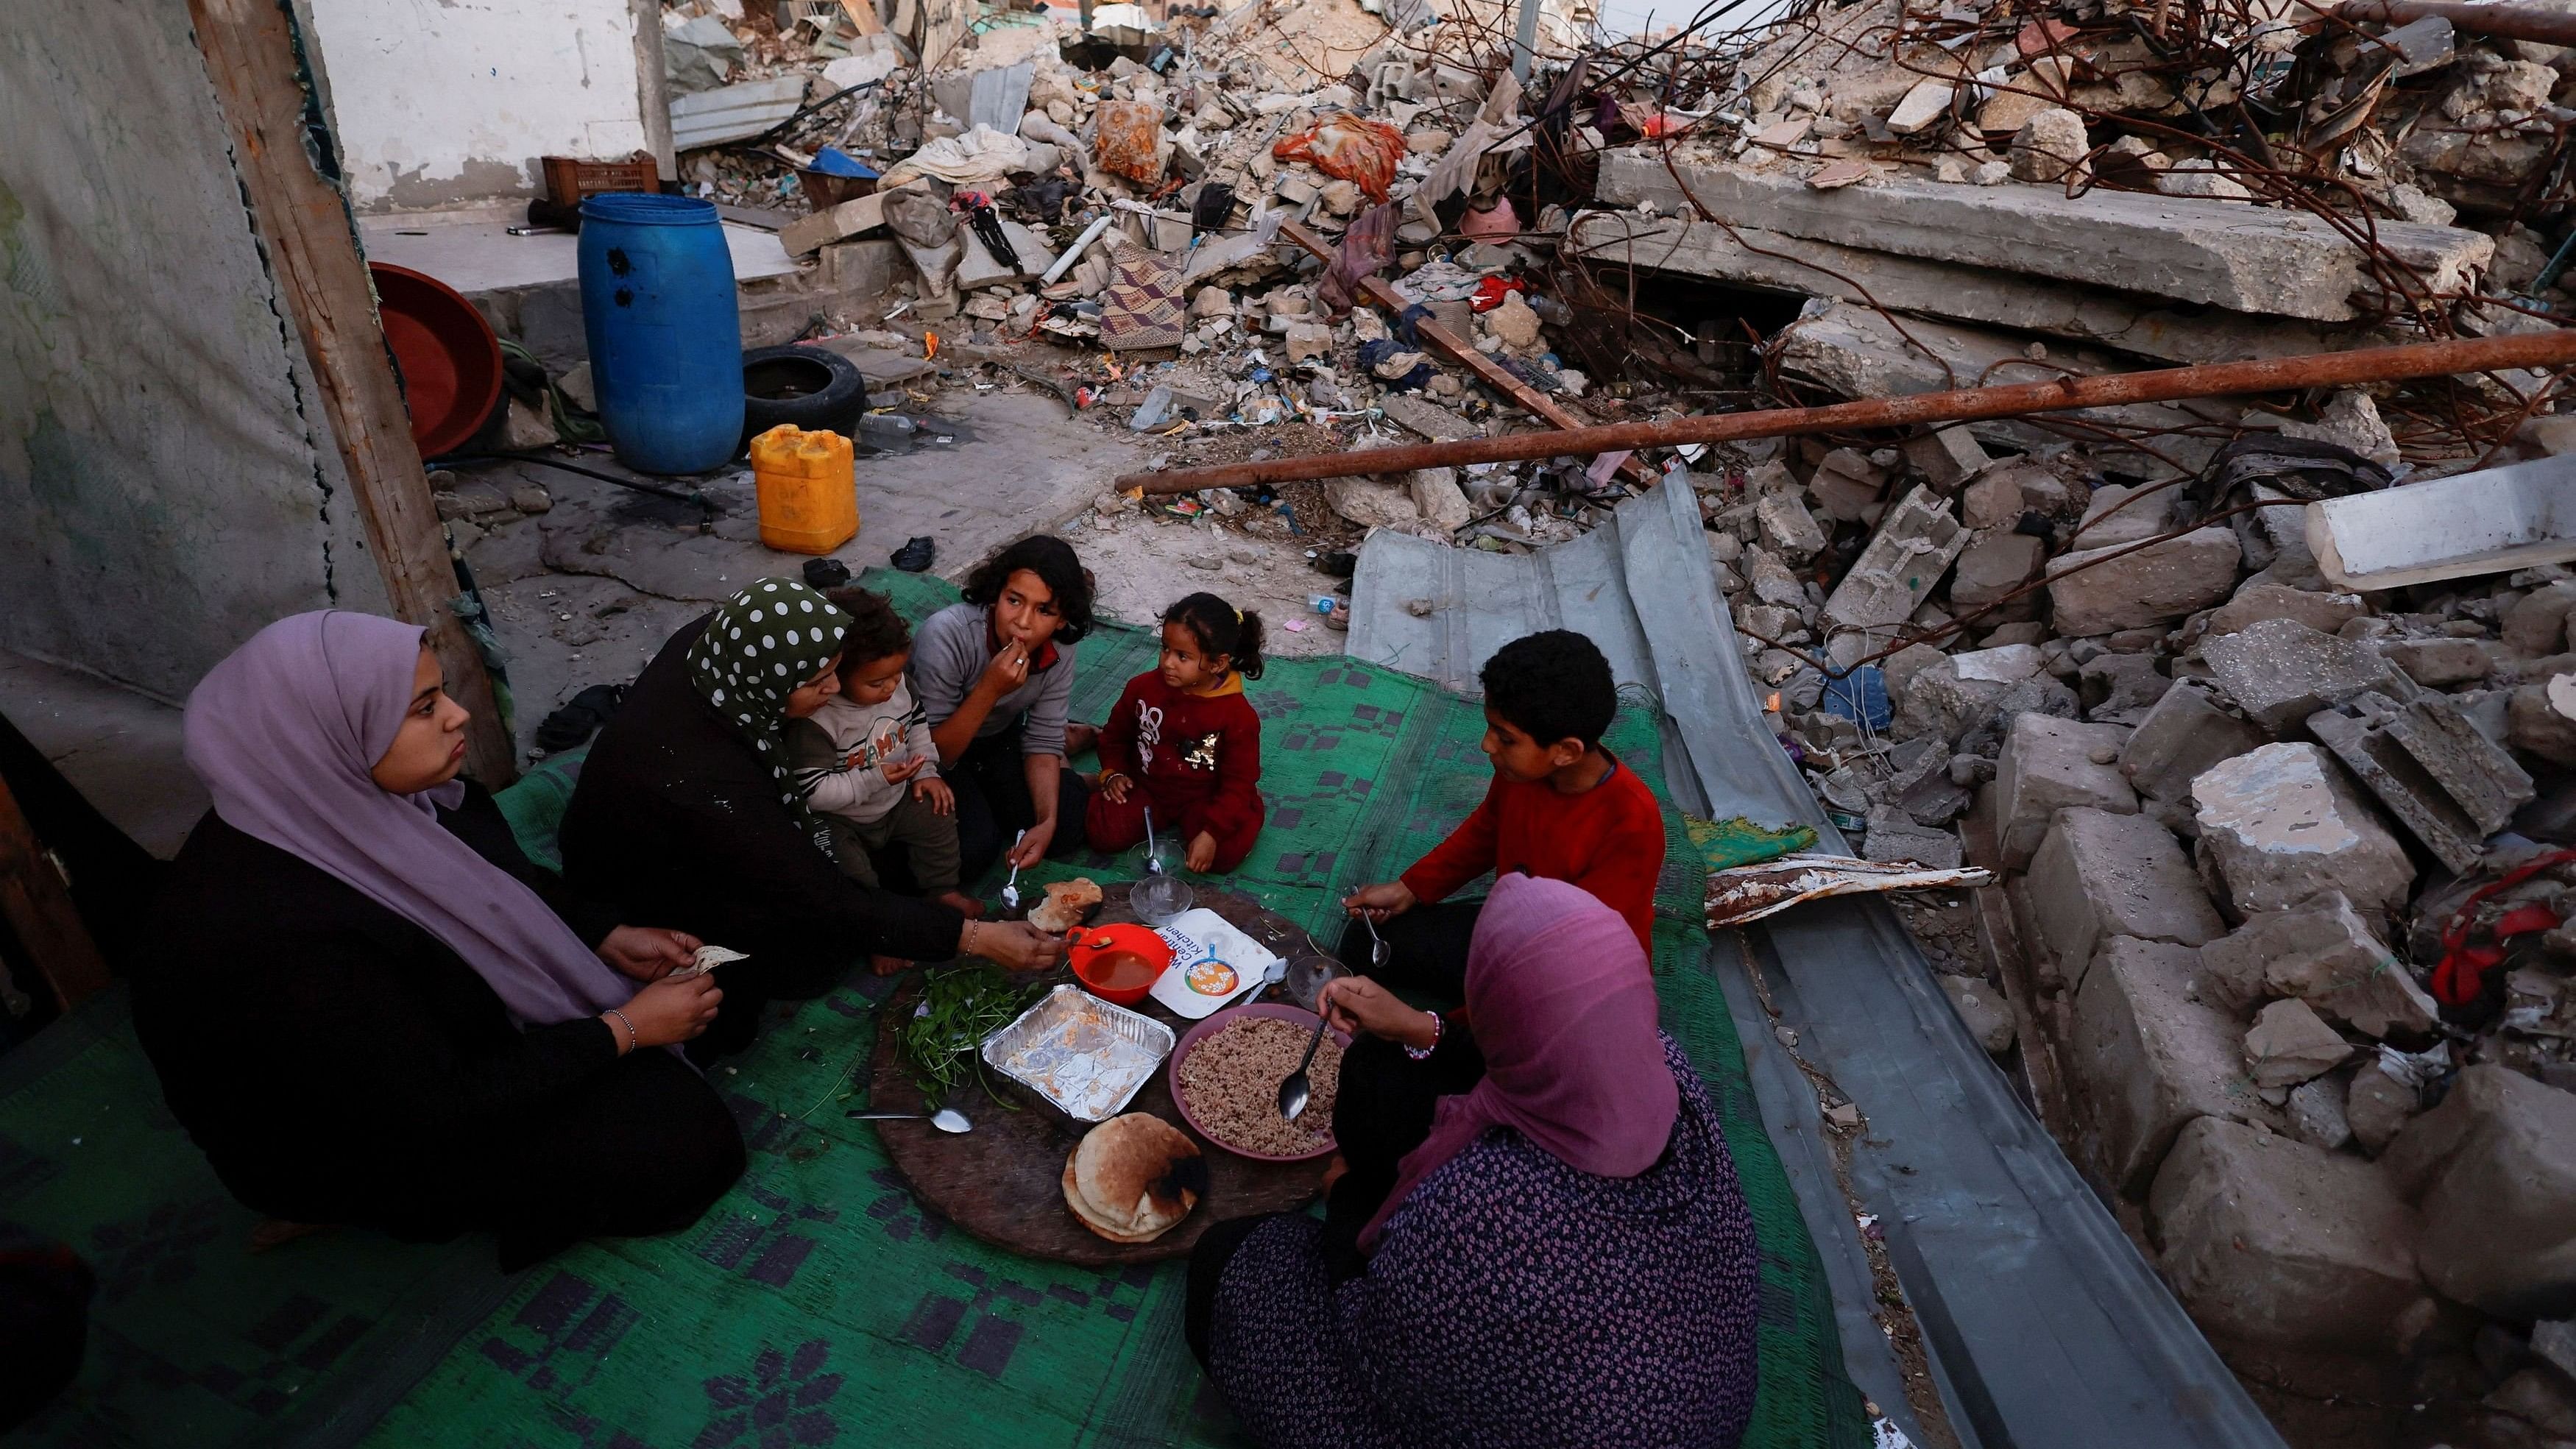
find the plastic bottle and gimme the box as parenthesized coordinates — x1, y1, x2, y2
(748, 424, 859, 555)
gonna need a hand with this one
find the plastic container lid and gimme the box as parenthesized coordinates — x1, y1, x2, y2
(578, 192, 720, 226)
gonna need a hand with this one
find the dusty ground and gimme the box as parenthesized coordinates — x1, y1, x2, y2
(453, 383, 1346, 759)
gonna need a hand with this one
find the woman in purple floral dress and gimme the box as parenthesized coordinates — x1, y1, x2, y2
(1185, 873, 1762, 1449)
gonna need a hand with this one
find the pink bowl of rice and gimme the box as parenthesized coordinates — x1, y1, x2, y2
(1168, 1003, 1353, 1163)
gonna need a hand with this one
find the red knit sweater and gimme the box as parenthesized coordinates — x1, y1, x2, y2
(1096, 671, 1265, 843)
(1400, 754, 1666, 952)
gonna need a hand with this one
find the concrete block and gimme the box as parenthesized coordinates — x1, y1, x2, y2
(1903, 427, 1989, 490)
(2148, 1117, 2424, 1351)
(2080, 653, 2171, 723)
(1755, 489, 1828, 562)
(2505, 580, 2576, 656)
(2046, 528, 2241, 637)
(2191, 743, 2416, 915)
(1995, 713, 2137, 869)
(2026, 807, 2226, 991)
(2380, 635, 2491, 687)
(1939, 973, 2015, 1054)
(2075, 936, 2276, 1195)
(1809, 448, 1889, 522)
(1861, 807, 1964, 868)
(2289, 1075, 2354, 1152)
(1960, 462, 2030, 528)
(1406, 468, 1471, 534)
(2120, 679, 2269, 804)
(2245, 997, 2354, 1088)
(1948, 531, 2044, 614)
(2202, 582, 2367, 639)
(2201, 617, 2416, 732)
(2307, 692, 2535, 875)
(1323, 476, 1420, 530)
(2510, 676, 2576, 766)
(1284, 322, 1334, 364)
(2073, 482, 2169, 548)
(1823, 486, 1968, 630)
(2009, 107, 2091, 185)
(2199, 892, 2437, 1037)
(2382, 1064, 2576, 1319)
(1892, 643, 2037, 743)
(1594, 148, 2494, 323)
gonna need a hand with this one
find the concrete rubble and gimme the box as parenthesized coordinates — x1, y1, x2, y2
(548, 1, 2576, 1432)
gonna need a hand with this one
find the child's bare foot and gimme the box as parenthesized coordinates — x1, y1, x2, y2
(935, 890, 985, 918)
(871, 954, 913, 977)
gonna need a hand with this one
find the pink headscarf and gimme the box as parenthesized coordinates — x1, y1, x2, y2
(1358, 872, 1680, 1252)
(184, 612, 635, 1027)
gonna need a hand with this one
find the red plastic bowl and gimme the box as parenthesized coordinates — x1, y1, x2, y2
(370, 261, 503, 459)
(1068, 923, 1172, 1007)
(1167, 1003, 1351, 1163)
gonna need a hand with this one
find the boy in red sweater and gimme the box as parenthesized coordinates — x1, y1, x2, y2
(1340, 629, 1665, 998)
(1086, 593, 1267, 874)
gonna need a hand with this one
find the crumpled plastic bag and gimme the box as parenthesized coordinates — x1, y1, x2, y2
(1094, 99, 1167, 184)
(1273, 112, 1408, 202)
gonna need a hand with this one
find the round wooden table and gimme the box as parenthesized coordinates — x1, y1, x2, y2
(866, 882, 1338, 1266)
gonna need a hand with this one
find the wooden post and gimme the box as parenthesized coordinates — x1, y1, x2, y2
(0, 776, 110, 1014)
(186, 0, 517, 785)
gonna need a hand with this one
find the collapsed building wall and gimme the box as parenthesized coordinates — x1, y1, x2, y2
(0, 0, 387, 700)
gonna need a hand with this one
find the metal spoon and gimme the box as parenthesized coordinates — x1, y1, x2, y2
(1277, 1010, 1331, 1122)
(846, 1107, 974, 1134)
(1362, 912, 1392, 969)
(999, 828, 1028, 911)
(1143, 807, 1167, 876)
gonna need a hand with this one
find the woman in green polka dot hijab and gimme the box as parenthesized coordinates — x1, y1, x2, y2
(685, 578, 854, 826)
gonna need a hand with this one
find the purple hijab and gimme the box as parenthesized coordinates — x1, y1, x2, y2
(183, 612, 634, 1027)
(1359, 872, 1680, 1252)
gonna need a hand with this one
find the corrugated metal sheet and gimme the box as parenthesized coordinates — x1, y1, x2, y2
(669, 75, 807, 151)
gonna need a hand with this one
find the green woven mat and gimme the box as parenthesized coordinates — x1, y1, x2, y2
(4, 570, 1866, 1448)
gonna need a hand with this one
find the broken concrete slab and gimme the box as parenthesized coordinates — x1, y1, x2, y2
(1563, 213, 2374, 366)
(2079, 653, 2170, 724)
(2200, 892, 2437, 1037)
(1995, 712, 2137, 869)
(2245, 996, 2354, 1089)
(1597, 149, 2491, 322)
(2378, 635, 2491, 687)
(2201, 582, 2367, 640)
(2120, 681, 2271, 806)
(2025, 807, 2226, 991)
(1377, 393, 1475, 442)
(2192, 743, 2414, 916)
(1822, 485, 1968, 630)
(2309, 452, 2576, 591)
(2201, 617, 2416, 732)
(2046, 528, 2242, 637)
(2382, 1064, 2576, 1319)
(2148, 1116, 2424, 1351)
(2074, 935, 2278, 1196)
(2512, 676, 2576, 765)
(2506, 580, 2576, 657)
(2288, 1075, 2354, 1152)
(2307, 692, 2535, 874)
(1904, 428, 1990, 491)
(1777, 304, 2236, 470)
(1949, 531, 2045, 616)
(1755, 489, 1828, 562)
(1861, 806, 1964, 869)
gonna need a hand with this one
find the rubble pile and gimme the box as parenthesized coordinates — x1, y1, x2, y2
(595, 0, 2576, 1431)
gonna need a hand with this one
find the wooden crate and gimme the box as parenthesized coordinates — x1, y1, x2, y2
(540, 153, 662, 208)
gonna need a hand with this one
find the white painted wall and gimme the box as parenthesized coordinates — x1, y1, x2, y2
(304, 0, 652, 212)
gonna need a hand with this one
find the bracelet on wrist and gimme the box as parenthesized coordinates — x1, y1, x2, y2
(1404, 1010, 1443, 1060)
(604, 1007, 639, 1053)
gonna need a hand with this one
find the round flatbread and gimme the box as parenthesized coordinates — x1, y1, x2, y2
(1071, 1113, 1200, 1238)
(1028, 877, 1103, 933)
(1062, 1152, 1167, 1243)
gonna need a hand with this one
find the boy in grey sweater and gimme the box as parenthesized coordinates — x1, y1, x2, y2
(785, 592, 975, 957)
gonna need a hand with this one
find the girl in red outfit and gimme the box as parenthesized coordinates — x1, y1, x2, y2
(1086, 594, 1267, 874)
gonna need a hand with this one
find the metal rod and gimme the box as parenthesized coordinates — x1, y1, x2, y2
(2335, 0, 2576, 45)
(1117, 328, 2576, 493)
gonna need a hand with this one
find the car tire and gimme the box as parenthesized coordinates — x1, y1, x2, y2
(740, 344, 869, 448)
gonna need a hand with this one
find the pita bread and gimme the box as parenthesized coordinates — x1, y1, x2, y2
(1062, 1153, 1167, 1243)
(1027, 877, 1103, 933)
(1066, 1113, 1201, 1241)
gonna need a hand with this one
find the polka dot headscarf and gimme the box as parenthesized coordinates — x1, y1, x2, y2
(685, 578, 854, 826)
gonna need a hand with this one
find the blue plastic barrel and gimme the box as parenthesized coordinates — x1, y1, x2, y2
(577, 194, 744, 475)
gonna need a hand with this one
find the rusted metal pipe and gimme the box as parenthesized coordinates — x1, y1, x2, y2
(1118, 327, 2576, 493)
(2335, 0, 2576, 46)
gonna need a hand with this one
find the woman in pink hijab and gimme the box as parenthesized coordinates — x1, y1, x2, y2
(1185, 873, 1762, 1448)
(130, 612, 743, 1269)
